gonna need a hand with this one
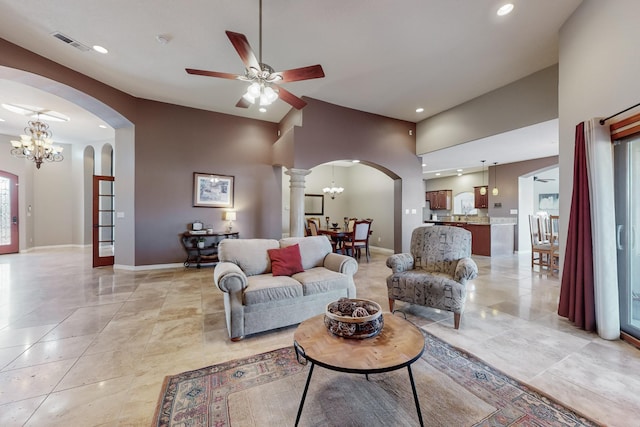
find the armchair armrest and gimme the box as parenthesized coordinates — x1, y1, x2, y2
(386, 253, 414, 273)
(454, 257, 478, 284)
(214, 262, 248, 293)
(323, 253, 358, 276)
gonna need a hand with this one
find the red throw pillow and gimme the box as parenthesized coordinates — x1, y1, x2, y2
(268, 244, 304, 276)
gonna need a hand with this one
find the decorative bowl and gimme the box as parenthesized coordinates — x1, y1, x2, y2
(324, 298, 383, 339)
(331, 222, 339, 228)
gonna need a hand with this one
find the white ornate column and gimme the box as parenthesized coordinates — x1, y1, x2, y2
(285, 168, 311, 237)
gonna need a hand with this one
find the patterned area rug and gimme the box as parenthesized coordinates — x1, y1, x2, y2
(153, 330, 600, 427)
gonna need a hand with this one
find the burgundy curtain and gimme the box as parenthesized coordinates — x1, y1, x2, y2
(558, 122, 596, 331)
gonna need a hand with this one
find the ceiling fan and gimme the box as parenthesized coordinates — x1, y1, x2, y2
(185, 0, 324, 110)
(533, 176, 556, 183)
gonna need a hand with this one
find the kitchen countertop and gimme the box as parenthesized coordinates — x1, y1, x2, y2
(424, 219, 516, 226)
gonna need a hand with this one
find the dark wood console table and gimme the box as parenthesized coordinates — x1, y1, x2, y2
(180, 231, 239, 268)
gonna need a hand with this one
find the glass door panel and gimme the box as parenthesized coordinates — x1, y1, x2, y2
(0, 171, 19, 254)
(93, 175, 115, 267)
(615, 137, 640, 338)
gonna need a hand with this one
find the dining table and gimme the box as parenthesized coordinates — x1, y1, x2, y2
(318, 227, 352, 253)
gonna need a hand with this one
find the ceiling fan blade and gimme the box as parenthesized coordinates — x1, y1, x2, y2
(235, 97, 251, 108)
(186, 68, 243, 80)
(277, 86, 307, 110)
(225, 31, 261, 72)
(272, 65, 325, 83)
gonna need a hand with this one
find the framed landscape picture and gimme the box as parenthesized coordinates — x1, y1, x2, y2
(193, 172, 234, 208)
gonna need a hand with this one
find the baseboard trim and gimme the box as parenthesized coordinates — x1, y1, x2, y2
(114, 262, 184, 271)
(20, 244, 88, 253)
(369, 246, 394, 255)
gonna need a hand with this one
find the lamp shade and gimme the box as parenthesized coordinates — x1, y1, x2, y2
(224, 211, 236, 221)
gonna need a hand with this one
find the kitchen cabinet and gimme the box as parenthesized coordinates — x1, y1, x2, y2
(425, 190, 452, 210)
(474, 186, 489, 209)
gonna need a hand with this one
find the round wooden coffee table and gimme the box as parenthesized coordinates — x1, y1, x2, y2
(293, 313, 425, 426)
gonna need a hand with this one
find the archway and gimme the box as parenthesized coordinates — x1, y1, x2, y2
(0, 66, 134, 264)
(283, 160, 398, 252)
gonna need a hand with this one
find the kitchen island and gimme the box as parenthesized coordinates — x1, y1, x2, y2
(424, 220, 515, 257)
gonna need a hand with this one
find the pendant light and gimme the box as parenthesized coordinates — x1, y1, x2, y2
(492, 162, 499, 196)
(480, 160, 487, 195)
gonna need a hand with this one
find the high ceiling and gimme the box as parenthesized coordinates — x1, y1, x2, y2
(0, 0, 581, 159)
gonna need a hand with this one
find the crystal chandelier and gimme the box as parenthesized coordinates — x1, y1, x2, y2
(323, 165, 344, 199)
(10, 115, 63, 169)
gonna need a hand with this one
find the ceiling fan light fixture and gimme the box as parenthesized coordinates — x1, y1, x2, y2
(260, 85, 278, 105)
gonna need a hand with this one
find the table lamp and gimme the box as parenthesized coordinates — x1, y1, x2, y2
(224, 211, 236, 233)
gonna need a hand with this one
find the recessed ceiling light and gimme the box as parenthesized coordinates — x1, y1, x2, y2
(497, 3, 514, 16)
(259, 107, 267, 113)
(457, 173, 463, 176)
(421, 163, 426, 167)
(456, 169, 463, 172)
(92, 45, 108, 54)
(416, 107, 424, 113)
(98, 124, 107, 129)
(435, 172, 441, 176)
(352, 160, 360, 163)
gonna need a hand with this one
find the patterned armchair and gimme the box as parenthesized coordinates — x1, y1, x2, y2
(386, 226, 478, 329)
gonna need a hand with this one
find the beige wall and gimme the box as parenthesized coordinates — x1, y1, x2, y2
(417, 65, 559, 155)
(290, 163, 395, 251)
(558, 0, 640, 259)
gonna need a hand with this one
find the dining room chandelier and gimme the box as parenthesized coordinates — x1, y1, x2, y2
(10, 115, 64, 169)
(323, 165, 344, 199)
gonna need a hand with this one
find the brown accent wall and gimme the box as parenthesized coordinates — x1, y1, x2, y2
(487, 156, 558, 217)
(283, 98, 423, 252)
(133, 100, 279, 265)
(1, 37, 425, 262)
(1, 38, 280, 266)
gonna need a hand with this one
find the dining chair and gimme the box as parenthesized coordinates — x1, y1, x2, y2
(307, 219, 319, 236)
(342, 219, 372, 262)
(308, 219, 339, 252)
(347, 217, 357, 232)
(549, 215, 560, 275)
(529, 214, 553, 272)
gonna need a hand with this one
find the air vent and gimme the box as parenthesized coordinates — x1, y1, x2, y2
(51, 31, 90, 51)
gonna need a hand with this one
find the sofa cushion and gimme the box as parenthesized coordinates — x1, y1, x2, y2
(267, 244, 304, 276)
(218, 239, 280, 276)
(387, 270, 466, 314)
(280, 236, 332, 270)
(292, 267, 350, 296)
(244, 274, 303, 305)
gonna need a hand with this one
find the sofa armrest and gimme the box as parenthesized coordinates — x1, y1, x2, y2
(454, 257, 478, 284)
(323, 253, 358, 276)
(214, 262, 248, 293)
(386, 253, 414, 273)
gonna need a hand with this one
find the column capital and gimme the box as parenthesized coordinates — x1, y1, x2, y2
(285, 168, 312, 178)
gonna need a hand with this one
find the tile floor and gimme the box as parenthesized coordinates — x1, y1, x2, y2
(0, 247, 638, 426)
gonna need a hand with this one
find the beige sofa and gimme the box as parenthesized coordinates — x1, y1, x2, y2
(214, 236, 358, 340)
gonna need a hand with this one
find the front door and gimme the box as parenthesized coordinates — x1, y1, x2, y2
(0, 171, 19, 254)
(93, 175, 115, 267)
